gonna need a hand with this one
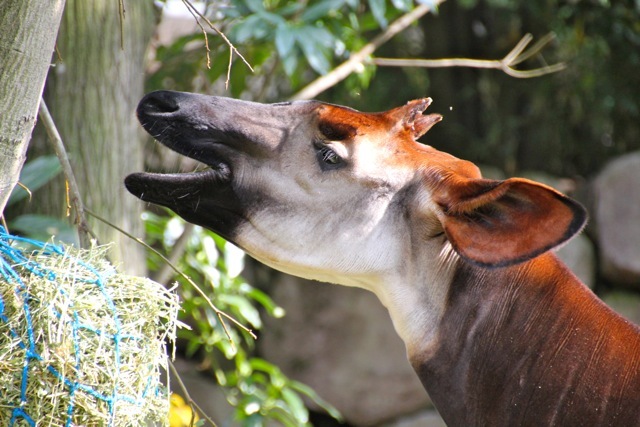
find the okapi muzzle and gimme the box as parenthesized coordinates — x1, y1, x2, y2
(126, 90, 640, 426)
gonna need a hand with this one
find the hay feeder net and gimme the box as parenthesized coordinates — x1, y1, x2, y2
(0, 226, 179, 426)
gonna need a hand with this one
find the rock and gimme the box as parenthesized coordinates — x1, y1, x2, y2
(594, 152, 640, 286)
(554, 234, 596, 289)
(258, 273, 432, 426)
(601, 291, 640, 326)
(380, 410, 447, 427)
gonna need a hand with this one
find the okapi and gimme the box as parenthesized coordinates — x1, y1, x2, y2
(126, 90, 640, 426)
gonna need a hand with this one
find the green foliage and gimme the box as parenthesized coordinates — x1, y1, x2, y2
(6, 156, 77, 245)
(148, 0, 414, 99)
(7, 155, 61, 206)
(143, 211, 341, 426)
(464, 0, 640, 176)
(338, 0, 640, 178)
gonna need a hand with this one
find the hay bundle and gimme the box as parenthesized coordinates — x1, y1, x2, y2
(0, 228, 179, 427)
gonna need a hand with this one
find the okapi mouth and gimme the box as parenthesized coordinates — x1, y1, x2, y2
(124, 166, 231, 207)
(125, 91, 245, 238)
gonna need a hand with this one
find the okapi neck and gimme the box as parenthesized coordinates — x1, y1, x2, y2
(412, 253, 640, 426)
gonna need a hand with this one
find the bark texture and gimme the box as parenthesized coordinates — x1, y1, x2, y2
(35, 0, 157, 274)
(0, 1, 65, 213)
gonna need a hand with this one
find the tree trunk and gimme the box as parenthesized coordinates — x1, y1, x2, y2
(34, 0, 157, 274)
(0, 1, 66, 213)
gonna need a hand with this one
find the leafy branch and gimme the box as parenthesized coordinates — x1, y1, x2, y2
(291, 0, 446, 100)
(372, 32, 565, 78)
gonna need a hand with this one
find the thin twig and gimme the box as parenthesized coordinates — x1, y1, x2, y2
(372, 33, 566, 79)
(182, 0, 212, 69)
(85, 208, 257, 345)
(181, 0, 254, 88)
(152, 222, 195, 285)
(15, 182, 32, 202)
(38, 99, 96, 247)
(290, 0, 445, 101)
(509, 32, 556, 66)
(169, 361, 219, 427)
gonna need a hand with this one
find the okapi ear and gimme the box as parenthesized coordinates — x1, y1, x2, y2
(436, 178, 588, 268)
(388, 98, 443, 140)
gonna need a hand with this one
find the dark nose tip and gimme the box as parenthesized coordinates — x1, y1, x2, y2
(137, 90, 180, 117)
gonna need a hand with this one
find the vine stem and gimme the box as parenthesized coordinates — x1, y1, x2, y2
(38, 99, 96, 247)
(84, 207, 257, 345)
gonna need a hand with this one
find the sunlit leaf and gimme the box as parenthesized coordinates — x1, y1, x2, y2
(219, 294, 262, 329)
(281, 389, 308, 423)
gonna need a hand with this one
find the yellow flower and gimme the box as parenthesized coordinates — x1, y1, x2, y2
(169, 393, 199, 427)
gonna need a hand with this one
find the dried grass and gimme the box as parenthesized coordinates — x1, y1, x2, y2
(0, 244, 179, 427)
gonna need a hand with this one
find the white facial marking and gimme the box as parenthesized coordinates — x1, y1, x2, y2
(233, 130, 458, 360)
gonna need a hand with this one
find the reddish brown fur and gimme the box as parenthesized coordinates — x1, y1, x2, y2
(415, 254, 640, 426)
(316, 100, 640, 425)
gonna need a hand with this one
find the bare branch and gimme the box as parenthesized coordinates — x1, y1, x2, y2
(181, 0, 254, 88)
(372, 33, 566, 79)
(290, 0, 446, 101)
(152, 222, 195, 285)
(38, 99, 96, 247)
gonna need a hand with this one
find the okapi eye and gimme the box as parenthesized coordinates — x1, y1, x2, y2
(320, 147, 341, 165)
(315, 144, 344, 170)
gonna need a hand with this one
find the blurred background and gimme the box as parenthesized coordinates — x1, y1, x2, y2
(8, 0, 640, 425)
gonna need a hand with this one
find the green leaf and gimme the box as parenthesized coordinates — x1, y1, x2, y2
(281, 388, 308, 423)
(296, 27, 334, 75)
(281, 49, 299, 76)
(7, 155, 61, 206)
(231, 15, 270, 43)
(248, 358, 280, 376)
(242, 0, 265, 13)
(300, 0, 346, 22)
(368, 0, 388, 28)
(218, 294, 262, 329)
(9, 214, 77, 245)
(256, 10, 286, 26)
(290, 380, 343, 421)
(245, 287, 285, 318)
(391, 0, 413, 11)
(275, 24, 296, 57)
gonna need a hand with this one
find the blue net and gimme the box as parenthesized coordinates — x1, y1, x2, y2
(0, 226, 175, 426)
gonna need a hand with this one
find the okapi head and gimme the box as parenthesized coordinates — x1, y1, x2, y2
(126, 91, 584, 282)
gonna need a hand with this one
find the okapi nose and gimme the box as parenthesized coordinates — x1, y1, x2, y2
(137, 90, 180, 117)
